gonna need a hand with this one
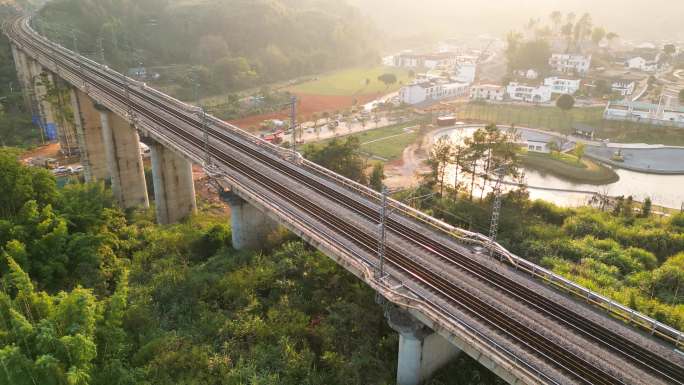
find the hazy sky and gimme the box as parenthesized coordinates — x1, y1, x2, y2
(349, 0, 684, 42)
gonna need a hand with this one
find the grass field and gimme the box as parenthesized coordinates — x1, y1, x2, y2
(315, 121, 422, 161)
(289, 66, 411, 96)
(457, 103, 684, 146)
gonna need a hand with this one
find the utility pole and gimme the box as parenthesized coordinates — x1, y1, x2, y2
(290, 95, 297, 161)
(201, 107, 210, 166)
(192, 71, 211, 167)
(96, 37, 105, 64)
(488, 166, 506, 255)
(376, 186, 389, 279)
(71, 30, 78, 54)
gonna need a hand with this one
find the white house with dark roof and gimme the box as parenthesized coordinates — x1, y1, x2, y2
(549, 54, 592, 76)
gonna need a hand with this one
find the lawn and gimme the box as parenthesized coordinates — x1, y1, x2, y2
(289, 66, 411, 96)
(457, 102, 684, 146)
(360, 130, 420, 160)
(315, 121, 422, 161)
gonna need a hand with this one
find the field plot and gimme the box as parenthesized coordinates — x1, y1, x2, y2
(289, 66, 410, 96)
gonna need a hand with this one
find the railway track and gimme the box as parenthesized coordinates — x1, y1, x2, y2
(9, 16, 684, 384)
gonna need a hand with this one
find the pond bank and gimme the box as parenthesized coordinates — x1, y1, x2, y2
(520, 152, 620, 185)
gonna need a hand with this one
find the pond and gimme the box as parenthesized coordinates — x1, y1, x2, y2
(438, 126, 684, 209)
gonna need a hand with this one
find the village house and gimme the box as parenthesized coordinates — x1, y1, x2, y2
(625, 56, 659, 72)
(526, 139, 552, 153)
(393, 52, 459, 70)
(543, 77, 581, 95)
(514, 69, 539, 80)
(611, 79, 637, 96)
(470, 84, 505, 101)
(604, 100, 684, 127)
(453, 62, 477, 84)
(549, 53, 592, 76)
(399, 79, 469, 105)
(506, 82, 552, 103)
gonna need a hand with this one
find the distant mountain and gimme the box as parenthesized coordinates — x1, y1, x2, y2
(37, 0, 380, 96)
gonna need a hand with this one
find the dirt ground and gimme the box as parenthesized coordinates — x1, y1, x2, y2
(20, 143, 81, 166)
(227, 92, 382, 131)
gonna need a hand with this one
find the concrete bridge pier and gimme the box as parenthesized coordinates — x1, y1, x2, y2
(219, 190, 279, 250)
(147, 139, 197, 224)
(27, 59, 58, 141)
(71, 90, 109, 181)
(97, 105, 149, 209)
(386, 306, 461, 385)
(27, 60, 78, 155)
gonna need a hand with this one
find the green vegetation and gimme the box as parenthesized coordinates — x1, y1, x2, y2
(360, 128, 420, 160)
(520, 151, 619, 184)
(289, 66, 410, 96)
(399, 142, 684, 331)
(315, 121, 424, 161)
(0, 17, 41, 147)
(0, 147, 510, 384)
(37, 0, 379, 100)
(458, 102, 684, 146)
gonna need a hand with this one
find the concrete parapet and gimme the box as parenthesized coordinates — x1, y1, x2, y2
(387, 306, 461, 385)
(98, 107, 149, 209)
(147, 139, 197, 224)
(219, 189, 279, 250)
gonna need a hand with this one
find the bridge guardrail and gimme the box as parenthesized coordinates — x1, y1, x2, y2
(15, 15, 684, 349)
(300, 151, 684, 348)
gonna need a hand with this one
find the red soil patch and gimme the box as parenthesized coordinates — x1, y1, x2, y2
(227, 92, 382, 132)
(21, 143, 60, 161)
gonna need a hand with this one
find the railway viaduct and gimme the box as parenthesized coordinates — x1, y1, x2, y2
(5, 15, 684, 385)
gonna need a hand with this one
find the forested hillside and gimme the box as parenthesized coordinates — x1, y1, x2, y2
(36, 0, 380, 98)
(0, 5, 41, 147)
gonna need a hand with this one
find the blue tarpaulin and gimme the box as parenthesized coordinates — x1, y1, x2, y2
(32, 114, 57, 141)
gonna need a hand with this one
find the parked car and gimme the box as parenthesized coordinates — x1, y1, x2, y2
(68, 165, 84, 174)
(52, 166, 69, 175)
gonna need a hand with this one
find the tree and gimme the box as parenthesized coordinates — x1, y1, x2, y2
(506, 39, 551, 75)
(377, 73, 398, 89)
(369, 163, 385, 192)
(429, 137, 453, 197)
(573, 142, 586, 163)
(547, 141, 560, 154)
(641, 197, 652, 218)
(0, 148, 57, 218)
(303, 137, 368, 184)
(591, 27, 606, 45)
(556, 94, 575, 111)
(664, 44, 676, 56)
(549, 11, 562, 29)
